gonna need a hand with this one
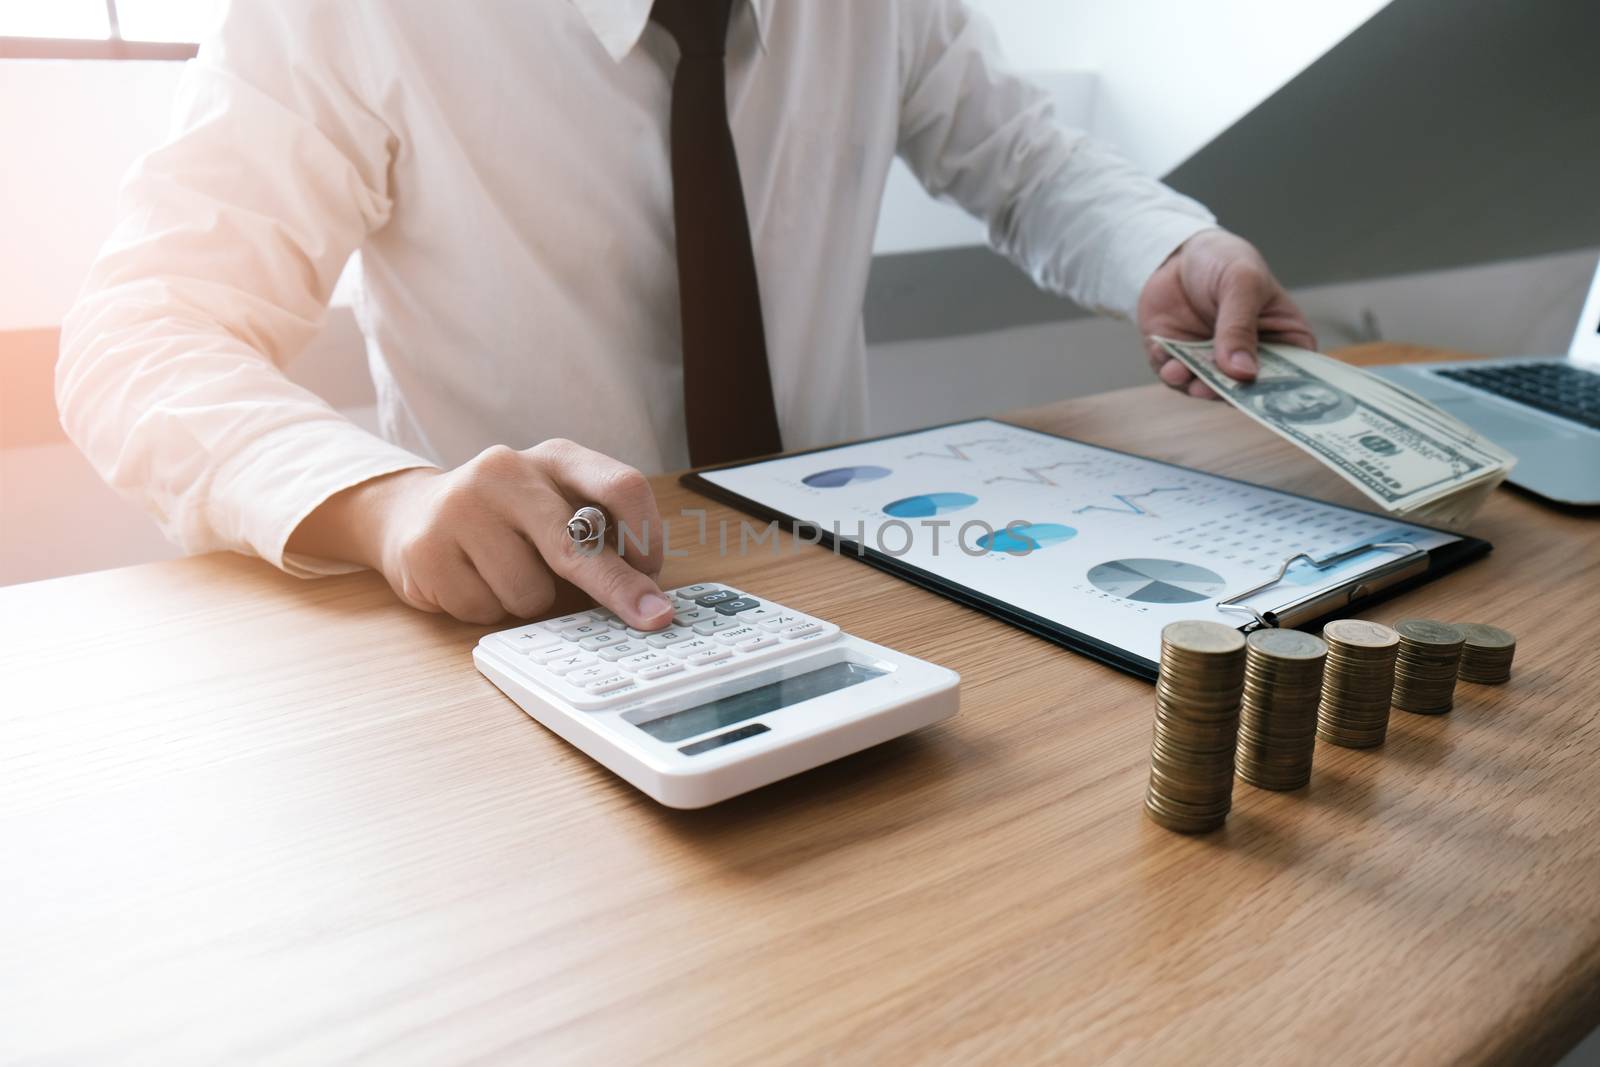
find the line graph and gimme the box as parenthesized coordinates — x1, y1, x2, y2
(1073, 487, 1189, 517)
(983, 461, 1093, 487)
(905, 438, 1009, 462)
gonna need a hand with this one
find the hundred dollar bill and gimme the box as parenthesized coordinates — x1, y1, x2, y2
(1154, 338, 1514, 528)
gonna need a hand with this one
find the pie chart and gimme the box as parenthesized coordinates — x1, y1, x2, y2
(1086, 558, 1225, 604)
(977, 522, 1077, 553)
(802, 465, 892, 488)
(883, 492, 978, 518)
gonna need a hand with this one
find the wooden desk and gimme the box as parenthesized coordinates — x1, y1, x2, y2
(4, 346, 1597, 1065)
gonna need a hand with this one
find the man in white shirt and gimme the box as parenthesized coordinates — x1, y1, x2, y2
(58, 0, 1313, 630)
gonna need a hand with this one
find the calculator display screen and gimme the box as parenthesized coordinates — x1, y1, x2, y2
(635, 662, 886, 744)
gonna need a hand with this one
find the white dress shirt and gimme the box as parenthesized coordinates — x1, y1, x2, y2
(58, 0, 1215, 577)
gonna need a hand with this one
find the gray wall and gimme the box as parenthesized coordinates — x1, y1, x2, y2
(1167, 0, 1600, 289)
(866, 0, 1600, 346)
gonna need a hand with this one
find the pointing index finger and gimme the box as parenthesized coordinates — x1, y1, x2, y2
(515, 483, 676, 629)
(531, 439, 666, 577)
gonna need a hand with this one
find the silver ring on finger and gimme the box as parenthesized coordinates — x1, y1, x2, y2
(565, 505, 607, 546)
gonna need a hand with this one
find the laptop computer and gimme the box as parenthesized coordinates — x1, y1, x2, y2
(1374, 256, 1600, 505)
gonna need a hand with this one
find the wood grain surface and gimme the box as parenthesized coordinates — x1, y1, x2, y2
(1329, 341, 1476, 367)
(3, 347, 1597, 1065)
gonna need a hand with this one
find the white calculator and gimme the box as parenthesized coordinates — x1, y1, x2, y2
(474, 583, 960, 808)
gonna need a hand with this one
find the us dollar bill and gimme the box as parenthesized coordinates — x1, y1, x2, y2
(1154, 338, 1514, 528)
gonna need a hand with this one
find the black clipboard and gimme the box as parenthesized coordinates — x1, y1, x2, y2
(680, 418, 1492, 682)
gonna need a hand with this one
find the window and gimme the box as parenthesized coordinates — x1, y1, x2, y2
(0, 0, 227, 60)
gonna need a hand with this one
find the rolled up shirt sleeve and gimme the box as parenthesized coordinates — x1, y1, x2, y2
(56, 1, 433, 578)
(894, 0, 1218, 319)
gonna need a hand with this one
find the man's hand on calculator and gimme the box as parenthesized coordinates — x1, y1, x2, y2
(287, 439, 678, 628)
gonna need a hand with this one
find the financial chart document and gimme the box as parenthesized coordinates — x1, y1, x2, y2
(700, 420, 1459, 663)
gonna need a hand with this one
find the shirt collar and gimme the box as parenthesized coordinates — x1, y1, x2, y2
(570, 0, 770, 62)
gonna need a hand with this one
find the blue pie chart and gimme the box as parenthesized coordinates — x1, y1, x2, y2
(883, 492, 978, 518)
(802, 465, 892, 488)
(1086, 558, 1224, 603)
(978, 522, 1077, 553)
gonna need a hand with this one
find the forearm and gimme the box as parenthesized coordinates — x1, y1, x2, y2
(58, 281, 434, 574)
(285, 466, 434, 570)
(995, 139, 1217, 318)
(895, 0, 1215, 318)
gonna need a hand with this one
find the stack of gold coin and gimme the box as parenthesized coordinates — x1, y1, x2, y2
(1146, 620, 1247, 834)
(1456, 622, 1516, 684)
(1236, 629, 1328, 791)
(1317, 619, 1400, 748)
(1392, 619, 1466, 714)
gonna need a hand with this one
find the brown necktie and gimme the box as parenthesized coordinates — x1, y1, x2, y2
(652, 0, 783, 467)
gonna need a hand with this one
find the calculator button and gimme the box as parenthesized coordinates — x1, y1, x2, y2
(734, 634, 780, 653)
(597, 641, 649, 661)
(674, 607, 715, 626)
(666, 637, 717, 658)
(685, 647, 733, 667)
(635, 660, 685, 681)
(496, 629, 566, 655)
(540, 613, 594, 633)
(692, 617, 739, 636)
(578, 631, 628, 651)
(524, 641, 576, 662)
(694, 589, 739, 607)
(741, 607, 781, 625)
(645, 629, 693, 648)
(714, 626, 761, 645)
(756, 613, 806, 633)
(624, 627, 655, 639)
(714, 597, 761, 615)
(779, 622, 826, 640)
(546, 651, 598, 674)
(567, 665, 614, 686)
(672, 584, 721, 602)
(581, 673, 635, 694)
(562, 622, 610, 641)
(617, 650, 670, 671)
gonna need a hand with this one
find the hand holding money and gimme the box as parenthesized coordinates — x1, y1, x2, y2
(1152, 338, 1515, 528)
(1136, 230, 1317, 399)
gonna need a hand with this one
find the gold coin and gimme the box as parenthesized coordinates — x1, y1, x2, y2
(1456, 622, 1514, 649)
(1239, 629, 1324, 790)
(1162, 620, 1247, 656)
(1323, 619, 1400, 649)
(1317, 618, 1397, 746)
(1456, 621, 1516, 684)
(1246, 628, 1328, 659)
(1145, 621, 1246, 833)
(1395, 618, 1465, 647)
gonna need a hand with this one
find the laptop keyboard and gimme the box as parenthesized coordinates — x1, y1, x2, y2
(1437, 361, 1600, 430)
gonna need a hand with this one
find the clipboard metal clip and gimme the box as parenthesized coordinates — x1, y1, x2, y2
(1215, 541, 1429, 631)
